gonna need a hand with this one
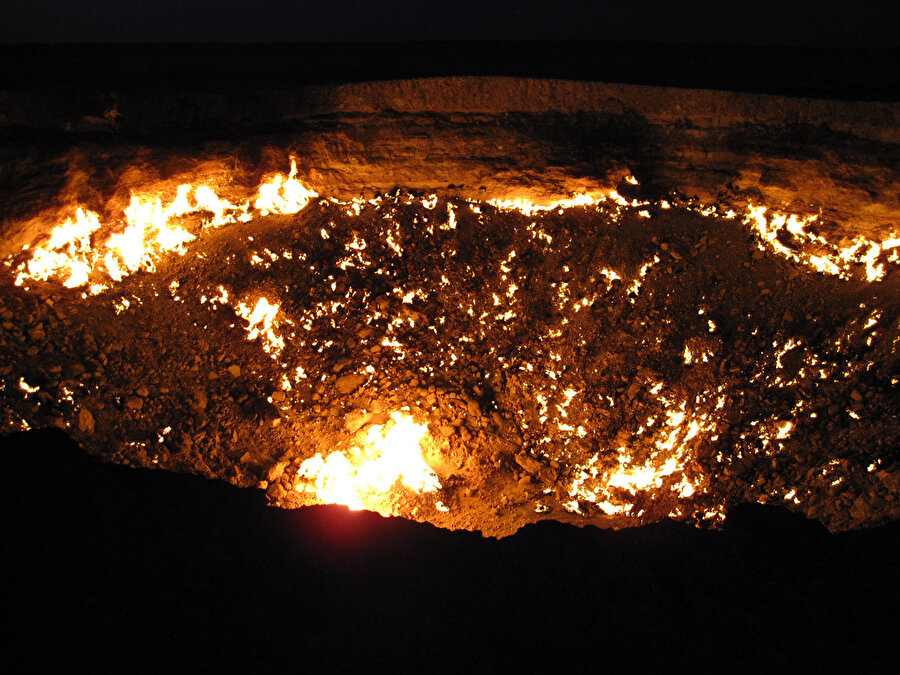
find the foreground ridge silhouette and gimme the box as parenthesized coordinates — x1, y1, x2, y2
(2, 429, 896, 669)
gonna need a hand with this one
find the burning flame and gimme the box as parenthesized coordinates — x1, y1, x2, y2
(16, 208, 101, 288)
(255, 159, 318, 216)
(744, 204, 897, 282)
(13, 157, 897, 294)
(13, 160, 317, 289)
(296, 411, 441, 512)
(488, 193, 606, 217)
(234, 296, 284, 356)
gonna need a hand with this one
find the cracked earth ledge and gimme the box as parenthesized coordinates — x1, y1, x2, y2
(1, 77, 897, 253)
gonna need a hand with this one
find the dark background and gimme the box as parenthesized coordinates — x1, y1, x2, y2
(1, 1, 897, 99)
(2, 0, 897, 46)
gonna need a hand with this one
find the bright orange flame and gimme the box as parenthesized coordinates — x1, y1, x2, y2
(234, 296, 284, 356)
(13, 161, 317, 288)
(255, 159, 318, 216)
(296, 411, 441, 512)
(745, 204, 894, 282)
(488, 193, 605, 216)
(15, 208, 101, 288)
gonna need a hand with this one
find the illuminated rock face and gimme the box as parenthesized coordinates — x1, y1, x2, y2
(1, 77, 897, 255)
(0, 78, 898, 536)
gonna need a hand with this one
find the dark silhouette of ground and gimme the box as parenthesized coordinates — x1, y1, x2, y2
(2, 428, 896, 670)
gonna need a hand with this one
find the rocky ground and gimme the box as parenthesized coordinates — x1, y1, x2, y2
(2, 184, 897, 536)
(1, 74, 898, 536)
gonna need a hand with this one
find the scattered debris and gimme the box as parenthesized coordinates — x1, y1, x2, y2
(1, 185, 898, 537)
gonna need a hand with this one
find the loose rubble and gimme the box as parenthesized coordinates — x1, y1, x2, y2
(1, 189, 898, 537)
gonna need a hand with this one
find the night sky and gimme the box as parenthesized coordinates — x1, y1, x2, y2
(2, 0, 897, 46)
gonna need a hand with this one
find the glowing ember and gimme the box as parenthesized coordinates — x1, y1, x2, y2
(296, 412, 441, 512)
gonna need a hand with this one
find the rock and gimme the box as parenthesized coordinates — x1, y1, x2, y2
(267, 460, 290, 482)
(344, 409, 374, 434)
(228, 365, 241, 378)
(135, 384, 149, 398)
(191, 389, 208, 411)
(879, 471, 900, 494)
(78, 407, 95, 433)
(514, 452, 543, 476)
(335, 373, 367, 395)
(850, 494, 872, 521)
(125, 396, 144, 411)
(249, 398, 280, 423)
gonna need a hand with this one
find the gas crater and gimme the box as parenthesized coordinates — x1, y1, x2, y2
(2, 77, 898, 537)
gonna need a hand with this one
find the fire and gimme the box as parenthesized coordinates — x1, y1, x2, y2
(255, 159, 318, 216)
(12, 158, 897, 294)
(488, 193, 605, 216)
(295, 411, 441, 513)
(234, 296, 284, 356)
(744, 204, 897, 282)
(15, 208, 101, 288)
(13, 160, 317, 289)
(564, 392, 716, 518)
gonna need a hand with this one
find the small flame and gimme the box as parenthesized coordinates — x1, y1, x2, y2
(255, 159, 318, 216)
(234, 296, 284, 356)
(296, 411, 441, 512)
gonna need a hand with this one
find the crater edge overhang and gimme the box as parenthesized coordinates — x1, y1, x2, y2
(1, 77, 898, 258)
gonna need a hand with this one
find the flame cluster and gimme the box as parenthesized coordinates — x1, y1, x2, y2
(17, 208, 101, 289)
(14, 159, 316, 291)
(295, 412, 441, 513)
(6, 160, 897, 525)
(744, 205, 899, 282)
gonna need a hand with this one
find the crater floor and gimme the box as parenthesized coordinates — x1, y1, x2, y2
(2, 188, 897, 536)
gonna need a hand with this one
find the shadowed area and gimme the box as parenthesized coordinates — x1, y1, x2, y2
(2, 428, 897, 669)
